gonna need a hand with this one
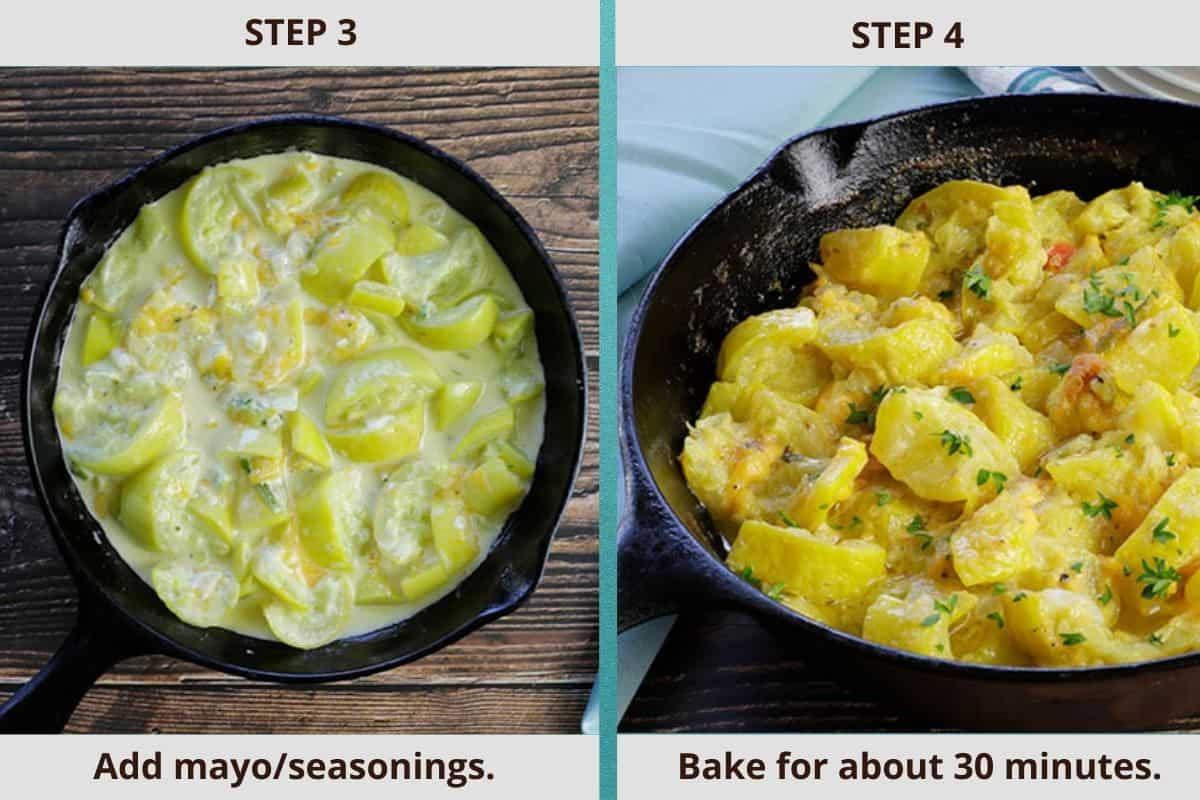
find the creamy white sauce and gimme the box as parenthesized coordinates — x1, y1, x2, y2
(55, 151, 546, 647)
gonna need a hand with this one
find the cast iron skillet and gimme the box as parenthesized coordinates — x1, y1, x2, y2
(620, 93, 1200, 731)
(0, 115, 587, 733)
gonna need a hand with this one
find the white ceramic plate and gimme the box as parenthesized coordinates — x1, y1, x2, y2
(1087, 67, 1200, 103)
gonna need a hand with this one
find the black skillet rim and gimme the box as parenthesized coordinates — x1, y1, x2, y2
(621, 91, 1200, 684)
(24, 113, 588, 683)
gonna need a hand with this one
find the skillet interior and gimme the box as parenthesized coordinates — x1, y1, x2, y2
(27, 117, 587, 680)
(624, 94, 1200, 728)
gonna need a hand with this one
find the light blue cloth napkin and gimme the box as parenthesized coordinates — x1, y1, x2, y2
(595, 66, 1104, 732)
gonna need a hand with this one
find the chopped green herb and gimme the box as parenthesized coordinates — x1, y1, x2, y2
(845, 402, 872, 426)
(921, 594, 959, 627)
(1152, 517, 1177, 544)
(1167, 452, 1178, 467)
(1170, 323, 1182, 338)
(937, 289, 954, 301)
(739, 565, 762, 591)
(1009, 376, 1024, 392)
(933, 595, 959, 616)
(1083, 273, 1124, 319)
(906, 515, 927, 533)
(1012, 592, 1028, 602)
(964, 264, 992, 300)
(1137, 557, 1182, 599)
(1121, 299, 1139, 328)
(1149, 633, 1165, 646)
(1060, 632, 1087, 646)
(1153, 191, 1197, 228)
(765, 582, 787, 600)
(913, 411, 924, 420)
(1069, 560, 1084, 574)
(912, 532, 934, 550)
(256, 484, 280, 511)
(870, 385, 890, 404)
(1048, 361, 1071, 376)
(986, 611, 1005, 629)
(1098, 585, 1114, 605)
(1081, 492, 1118, 520)
(937, 429, 974, 457)
(875, 490, 892, 507)
(1125, 433, 1135, 445)
(779, 510, 800, 528)
(975, 468, 1008, 492)
(992, 583, 1007, 595)
(948, 386, 975, 404)
(1117, 256, 1131, 266)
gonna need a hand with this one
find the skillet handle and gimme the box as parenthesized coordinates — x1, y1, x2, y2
(0, 593, 152, 733)
(618, 492, 721, 631)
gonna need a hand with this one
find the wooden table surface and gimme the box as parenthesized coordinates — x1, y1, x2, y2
(0, 67, 598, 733)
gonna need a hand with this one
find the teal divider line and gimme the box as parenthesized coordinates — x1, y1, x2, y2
(598, 0, 617, 797)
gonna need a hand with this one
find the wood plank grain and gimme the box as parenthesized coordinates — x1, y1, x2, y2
(64, 684, 594, 735)
(0, 67, 598, 733)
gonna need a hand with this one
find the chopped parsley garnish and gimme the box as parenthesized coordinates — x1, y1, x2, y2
(992, 583, 1007, 595)
(1125, 433, 1135, 445)
(1060, 632, 1087, 646)
(934, 595, 958, 616)
(1097, 585, 1113, 605)
(921, 594, 959, 627)
(1070, 560, 1084, 574)
(1048, 361, 1071, 376)
(1137, 557, 1182, 599)
(1009, 376, 1024, 392)
(975, 468, 1007, 492)
(779, 510, 800, 528)
(765, 582, 787, 601)
(875, 490, 892, 507)
(1153, 191, 1197, 228)
(739, 565, 762, 591)
(937, 289, 954, 301)
(845, 402, 872, 426)
(1149, 633, 1165, 647)
(1167, 452, 1178, 467)
(986, 611, 1005, 629)
(948, 386, 975, 405)
(239, 457, 281, 510)
(846, 387, 889, 427)
(937, 429, 974, 457)
(1012, 592, 1028, 602)
(964, 264, 992, 300)
(1170, 323, 1182, 338)
(1082, 273, 1124, 319)
(1152, 517, 1177, 543)
(907, 515, 931, 549)
(1081, 492, 1118, 520)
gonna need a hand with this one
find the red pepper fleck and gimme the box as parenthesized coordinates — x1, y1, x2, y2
(1044, 242, 1076, 272)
